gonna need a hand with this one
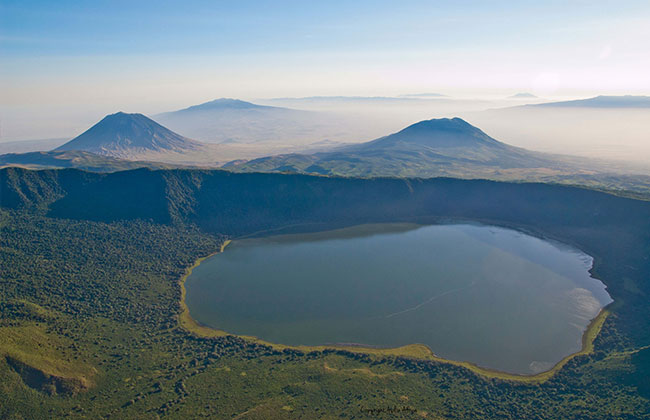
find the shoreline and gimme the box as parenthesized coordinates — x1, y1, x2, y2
(177, 225, 613, 383)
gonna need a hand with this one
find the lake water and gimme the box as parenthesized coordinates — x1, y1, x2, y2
(185, 223, 612, 374)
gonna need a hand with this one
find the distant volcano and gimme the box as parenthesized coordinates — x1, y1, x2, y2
(508, 92, 538, 99)
(228, 117, 566, 177)
(164, 98, 274, 112)
(153, 98, 321, 144)
(353, 117, 505, 149)
(56, 112, 204, 158)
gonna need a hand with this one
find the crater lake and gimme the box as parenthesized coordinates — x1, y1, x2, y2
(185, 223, 612, 374)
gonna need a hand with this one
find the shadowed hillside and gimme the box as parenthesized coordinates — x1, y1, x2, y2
(2, 166, 649, 242)
(0, 150, 171, 172)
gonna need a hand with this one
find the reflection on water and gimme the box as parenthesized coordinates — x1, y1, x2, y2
(186, 223, 612, 374)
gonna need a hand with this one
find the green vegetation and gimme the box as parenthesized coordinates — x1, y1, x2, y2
(1, 167, 650, 418)
(178, 241, 230, 339)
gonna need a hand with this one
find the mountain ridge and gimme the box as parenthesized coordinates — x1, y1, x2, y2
(529, 95, 650, 108)
(2, 166, 649, 235)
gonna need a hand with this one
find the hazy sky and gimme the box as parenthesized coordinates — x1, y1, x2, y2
(1, 0, 650, 140)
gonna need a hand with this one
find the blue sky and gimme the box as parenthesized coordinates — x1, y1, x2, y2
(1, 1, 649, 139)
(3, 1, 649, 56)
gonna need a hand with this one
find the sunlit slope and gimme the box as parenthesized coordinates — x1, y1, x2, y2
(56, 112, 205, 159)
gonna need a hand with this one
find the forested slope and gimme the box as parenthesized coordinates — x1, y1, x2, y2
(1, 167, 649, 418)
